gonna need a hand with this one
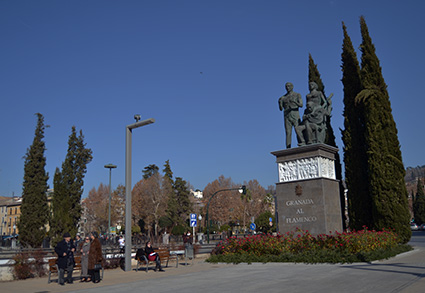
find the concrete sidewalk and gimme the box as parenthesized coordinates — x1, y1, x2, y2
(2, 249, 425, 293)
(0, 254, 221, 293)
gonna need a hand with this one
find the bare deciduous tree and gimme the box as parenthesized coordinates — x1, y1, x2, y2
(83, 184, 125, 235)
(84, 184, 108, 233)
(132, 173, 168, 237)
(203, 175, 241, 227)
(237, 180, 268, 230)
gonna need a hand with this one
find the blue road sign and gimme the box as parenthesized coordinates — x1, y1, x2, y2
(190, 213, 197, 220)
(269, 217, 273, 222)
(190, 219, 197, 227)
(250, 223, 256, 230)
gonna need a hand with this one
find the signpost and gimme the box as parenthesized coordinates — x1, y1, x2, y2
(250, 223, 256, 231)
(190, 213, 197, 242)
(190, 213, 197, 227)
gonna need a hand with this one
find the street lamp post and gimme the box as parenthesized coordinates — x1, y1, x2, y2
(104, 164, 117, 239)
(124, 116, 155, 272)
(206, 185, 246, 244)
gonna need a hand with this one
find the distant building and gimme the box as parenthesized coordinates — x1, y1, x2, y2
(0, 197, 10, 236)
(0, 191, 53, 237)
(190, 189, 203, 199)
(0, 196, 22, 236)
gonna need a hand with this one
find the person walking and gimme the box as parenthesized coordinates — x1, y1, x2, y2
(80, 236, 91, 282)
(54, 232, 76, 286)
(87, 231, 103, 283)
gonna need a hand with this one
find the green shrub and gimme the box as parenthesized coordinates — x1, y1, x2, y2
(104, 258, 121, 269)
(132, 225, 141, 234)
(31, 249, 47, 277)
(11, 249, 51, 280)
(12, 252, 32, 280)
(172, 224, 186, 235)
(220, 224, 230, 232)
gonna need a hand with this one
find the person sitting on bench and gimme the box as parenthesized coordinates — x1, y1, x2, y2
(144, 241, 164, 272)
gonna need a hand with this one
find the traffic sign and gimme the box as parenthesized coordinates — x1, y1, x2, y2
(250, 223, 256, 230)
(269, 217, 273, 222)
(190, 219, 197, 227)
(190, 213, 197, 220)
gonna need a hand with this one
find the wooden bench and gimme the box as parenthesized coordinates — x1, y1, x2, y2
(48, 255, 104, 283)
(136, 248, 178, 272)
(47, 255, 82, 284)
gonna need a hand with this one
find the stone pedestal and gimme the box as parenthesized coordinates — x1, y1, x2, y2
(271, 144, 343, 235)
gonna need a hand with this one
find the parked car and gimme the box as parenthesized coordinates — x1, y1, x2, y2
(410, 223, 419, 231)
(420, 224, 425, 231)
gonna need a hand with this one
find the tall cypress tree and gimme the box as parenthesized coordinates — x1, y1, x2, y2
(413, 178, 425, 225)
(72, 129, 92, 226)
(50, 168, 73, 245)
(340, 22, 371, 230)
(18, 113, 50, 247)
(308, 54, 336, 147)
(163, 160, 178, 225)
(174, 177, 193, 225)
(357, 16, 410, 242)
(51, 127, 92, 243)
(308, 54, 346, 229)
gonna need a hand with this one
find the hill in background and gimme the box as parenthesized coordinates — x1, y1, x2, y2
(405, 165, 425, 195)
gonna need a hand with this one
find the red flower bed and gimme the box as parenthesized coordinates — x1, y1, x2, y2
(214, 227, 400, 256)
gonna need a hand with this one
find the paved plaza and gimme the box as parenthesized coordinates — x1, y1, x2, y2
(2, 234, 425, 293)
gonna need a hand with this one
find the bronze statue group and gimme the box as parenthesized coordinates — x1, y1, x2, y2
(278, 81, 332, 149)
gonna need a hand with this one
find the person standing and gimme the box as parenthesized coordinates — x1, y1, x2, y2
(80, 236, 91, 282)
(74, 234, 82, 250)
(118, 235, 125, 251)
(54, 232, 76, 286)
(183, 231, 193, 247)
(278, 82, 303, 148)
(87, 231, 103, 283)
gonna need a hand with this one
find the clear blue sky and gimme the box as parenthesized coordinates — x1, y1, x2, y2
(1, 0, 424, 197)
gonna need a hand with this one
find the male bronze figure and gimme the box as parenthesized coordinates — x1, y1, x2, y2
(278, 82, 303, 148)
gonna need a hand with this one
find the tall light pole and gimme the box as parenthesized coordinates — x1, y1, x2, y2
(206, 185, 246, 244)
(124, 115, 155, 272)
(104, 163, 117, 239)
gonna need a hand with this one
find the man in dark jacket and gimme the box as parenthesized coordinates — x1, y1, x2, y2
(55, 232, 76, 285)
